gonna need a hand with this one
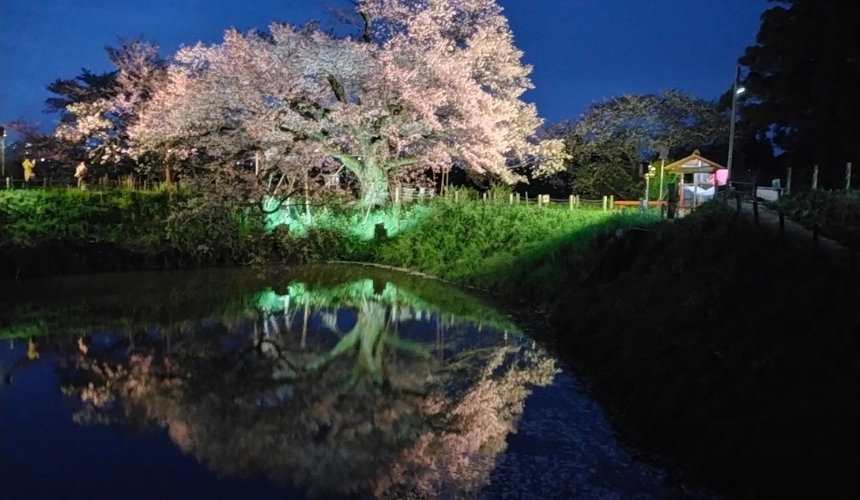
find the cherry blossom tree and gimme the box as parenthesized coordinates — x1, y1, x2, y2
(130, 0, 565, 207)
(54, 39, 166, 173)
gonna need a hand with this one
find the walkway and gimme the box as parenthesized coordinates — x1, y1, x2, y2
(738, 201, 853, 269)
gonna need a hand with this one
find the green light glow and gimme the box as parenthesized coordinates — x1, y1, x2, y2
(262, 195, 432, 241)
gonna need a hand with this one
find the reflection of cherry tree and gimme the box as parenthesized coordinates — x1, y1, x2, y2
(378, 347, 557, 497)
(61, 290, 558, 499)
(306, 298, 431, 389)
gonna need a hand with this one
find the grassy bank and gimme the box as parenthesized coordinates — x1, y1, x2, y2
(373, 200, 657, 300)
(543, 204, 860, 499)
(0, 189, 245, 278)
(0, 189, 652, 281)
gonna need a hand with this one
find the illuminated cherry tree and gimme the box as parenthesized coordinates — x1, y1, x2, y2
(130, 0, 565, 207)
(54, 40, 166, 168)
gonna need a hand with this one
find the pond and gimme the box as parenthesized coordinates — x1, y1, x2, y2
(0, 264, 714, 500)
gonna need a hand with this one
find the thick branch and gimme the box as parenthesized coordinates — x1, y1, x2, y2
(360, 9, 372, 43)
(384, 157, 419, 170)
(326, 75, 348, 104)
(332, 153, 363, 173)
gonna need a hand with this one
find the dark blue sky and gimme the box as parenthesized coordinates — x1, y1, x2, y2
(0, 0, 767, 131)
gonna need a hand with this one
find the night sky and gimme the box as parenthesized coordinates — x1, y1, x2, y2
(0, 0, 767, 130)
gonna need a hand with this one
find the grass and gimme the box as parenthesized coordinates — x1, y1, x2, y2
(373, 199, 658, 300)
(544, 203, 860, 499)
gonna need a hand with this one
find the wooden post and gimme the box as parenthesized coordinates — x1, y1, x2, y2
(569, 194, 574, 210)
(304, 169, 311, 225)
(483, 191, 488, 202)
(847, 162, 853, 190)
(812, 165, 819, 190)
(851, 233, 857, 271)
(575, 195, 581, 208)
(454, 190, 459, 203)
(42, 178, 47, 189)
(779, 211, 785, 238)
(786, 167, 793, 195)
(301, 303, 309, 349)
(609, 195, 615, 210)
(602, 195, 608, 212)
(692, 174, 699, 208)
(667, 182, 678, 219)
(812, 224, 819, 257)
(525, 192, 529, 204)
(509, 193, 514, 205)
(515, 192, 520, 204)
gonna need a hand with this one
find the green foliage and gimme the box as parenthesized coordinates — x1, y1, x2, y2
(646, 160, 680, 200)
(771, 190, 860, 246)
(373, 199, 657, 298)
(0, 189, 173, 249)
(0, 190, 654, 295)
(0, 189, 267, 276)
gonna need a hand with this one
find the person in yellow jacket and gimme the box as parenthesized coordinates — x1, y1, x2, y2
(22, 158, 36, 182)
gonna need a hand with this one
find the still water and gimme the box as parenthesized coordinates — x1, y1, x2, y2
(0, 264, 712, 500)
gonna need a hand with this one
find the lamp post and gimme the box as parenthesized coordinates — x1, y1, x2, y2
(657, 145, 669, 202)
(645, 165, 652, 203)
(726, 66, 746, 198)
(1, 126, 6, 178)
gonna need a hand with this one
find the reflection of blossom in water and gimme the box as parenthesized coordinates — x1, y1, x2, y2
(379, 348, 558, 498)
(61, 297, 558, 499)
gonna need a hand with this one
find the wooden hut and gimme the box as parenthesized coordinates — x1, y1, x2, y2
(664, 152, 726, 207)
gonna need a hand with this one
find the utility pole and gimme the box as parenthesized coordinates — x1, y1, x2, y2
(726, 66, 746, 199)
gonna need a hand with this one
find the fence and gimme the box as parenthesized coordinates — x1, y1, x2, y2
(767, 163, 857, 194)
(3, 174, 169, 191)
(2, 173, 665, 215)
(437, 189, 655, 213)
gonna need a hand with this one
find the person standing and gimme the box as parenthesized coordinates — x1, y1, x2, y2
(22, 158, 36, 183)
(74, 161, 88, 190)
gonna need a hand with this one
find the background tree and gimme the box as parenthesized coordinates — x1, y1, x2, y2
(52, 39, 167, 177)
(550, 90, 728, 197)
(740, 0, 860, 171)
(1, 119, 74, 180)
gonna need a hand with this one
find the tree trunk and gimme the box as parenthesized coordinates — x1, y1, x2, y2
(358, 162, 390, 208)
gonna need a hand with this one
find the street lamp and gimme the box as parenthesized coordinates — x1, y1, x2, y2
(643, 162, 657, 212)
(657, 145, 669, 202)
(726, 66, 746, 197)
(0, 125, 6, 178)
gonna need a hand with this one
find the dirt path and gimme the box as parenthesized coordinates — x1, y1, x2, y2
(739, 201, 854, 269)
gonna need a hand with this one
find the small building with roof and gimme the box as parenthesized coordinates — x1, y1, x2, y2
(663, 151, 727, 207)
